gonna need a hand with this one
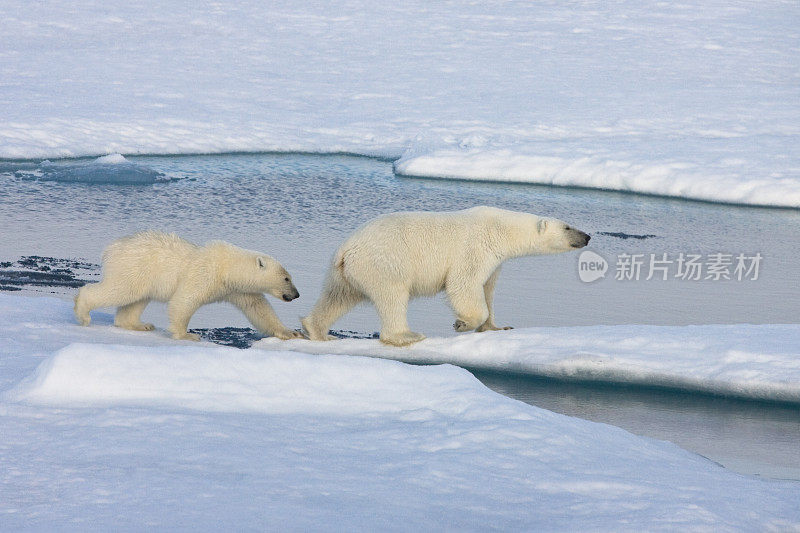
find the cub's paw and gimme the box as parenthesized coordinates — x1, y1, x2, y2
(173, 332, 201, 342)
(274, 329, 305, 340)
(74, 306, 90, 327)
(453, 319, 474, 332)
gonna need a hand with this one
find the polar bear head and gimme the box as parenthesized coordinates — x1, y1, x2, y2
(253, 256, 300, 302)
(534, 217, 591, 253)
(219, 244, 300, 301)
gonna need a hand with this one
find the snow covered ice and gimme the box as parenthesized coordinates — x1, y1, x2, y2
(1, 0, 799, 205)
(1, 294, 800, 530)
(393, 148, 800, 208)
(259, 324, 800, 404)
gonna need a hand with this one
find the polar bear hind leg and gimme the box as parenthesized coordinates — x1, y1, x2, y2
(302, 264, 364, 341)
(74, 280, 141, 327)
(366, 284, 425, 346)
(114, 299, 154, 331)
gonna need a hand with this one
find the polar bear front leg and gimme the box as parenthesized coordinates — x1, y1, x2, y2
(475, 267, 512, 332)
(167, 291, 202, 341)
(227, 293, 302, 340)
(447, 280, 490, 333)
(370, 287, 425, 346)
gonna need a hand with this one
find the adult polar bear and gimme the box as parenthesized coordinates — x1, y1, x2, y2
(74, 231, 302, 341)
(302, 206, 591, 346)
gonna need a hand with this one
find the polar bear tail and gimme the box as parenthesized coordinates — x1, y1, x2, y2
(334, 253, 346, 273)
(331, 249, 367, 301)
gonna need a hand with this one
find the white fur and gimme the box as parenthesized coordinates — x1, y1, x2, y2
(74, 231, 302, 340)
(302, 206, 589, 346)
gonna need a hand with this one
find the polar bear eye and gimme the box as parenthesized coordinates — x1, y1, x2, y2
(284, 277, 290, 282)
(565, 226, 571, 231)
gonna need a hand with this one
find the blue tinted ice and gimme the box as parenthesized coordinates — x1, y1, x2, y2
(33, 154, 167, 185)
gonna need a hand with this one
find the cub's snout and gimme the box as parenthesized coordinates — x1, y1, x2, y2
(282, 286, 300, 302)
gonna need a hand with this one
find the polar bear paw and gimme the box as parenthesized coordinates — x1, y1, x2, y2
(301, 316, 336, 341)
(380, 331, 426, 347)
(173, 331, 201, 341)
(454, 318, 481, 332)
(117, 322, 155, 331)
(273, 328, 305, 340)
(74, 296, 90, 326)
(476, 322, 513, 332)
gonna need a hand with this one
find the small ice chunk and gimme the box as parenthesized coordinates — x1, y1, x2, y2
(35, 155, 167, 185)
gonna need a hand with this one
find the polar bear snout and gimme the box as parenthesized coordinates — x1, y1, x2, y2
(282, 286, 300, 302)
(570, 230, 591, 248)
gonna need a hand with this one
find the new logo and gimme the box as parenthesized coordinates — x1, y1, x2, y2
(578, 250, 608, 283)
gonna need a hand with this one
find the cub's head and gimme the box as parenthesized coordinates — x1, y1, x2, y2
(536, 218, 591, 253)
(254, 256, 300, 302)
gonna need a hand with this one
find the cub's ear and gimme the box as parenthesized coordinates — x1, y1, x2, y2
(257, 256, 266, 268)
(537, 219, 547, 233)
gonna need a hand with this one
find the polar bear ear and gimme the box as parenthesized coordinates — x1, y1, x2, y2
(537, 219, 547, 234)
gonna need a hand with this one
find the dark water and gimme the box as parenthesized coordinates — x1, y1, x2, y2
(2, 153, 799, 333)
(1, 152, 799, 480)
(474, 370, 800, 481)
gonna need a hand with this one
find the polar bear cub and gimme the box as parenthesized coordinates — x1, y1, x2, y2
(302, 206, 590, 346)
(74, 231, 302, 341)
